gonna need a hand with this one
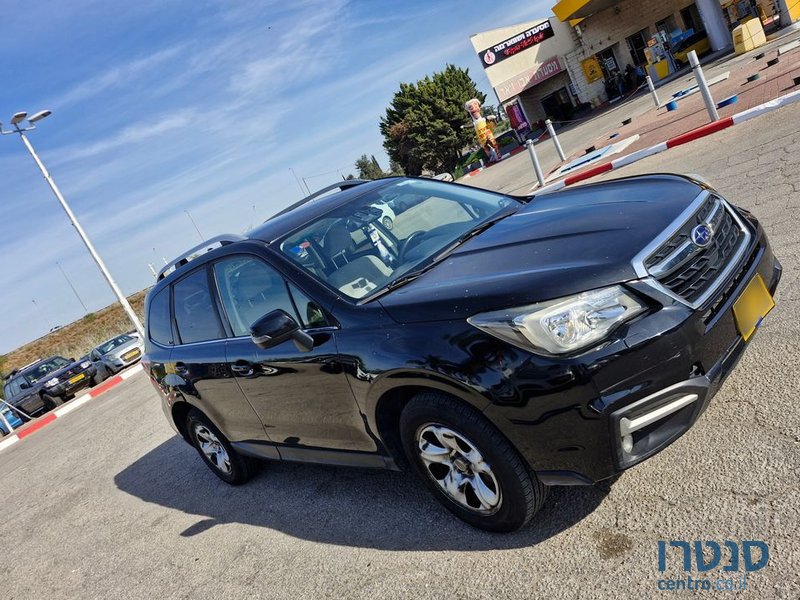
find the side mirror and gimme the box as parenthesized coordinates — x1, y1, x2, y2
(20, 382, 30, 390)
(250, 310, 314, 352)
(69, 357, 76, 363)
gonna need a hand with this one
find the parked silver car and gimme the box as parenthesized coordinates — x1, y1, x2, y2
(89, 334, 144, 382)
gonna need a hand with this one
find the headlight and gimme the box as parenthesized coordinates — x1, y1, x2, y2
(80, 361, 92, 369)
(467, 285, 645, 355)
(44, 377, 60, 388)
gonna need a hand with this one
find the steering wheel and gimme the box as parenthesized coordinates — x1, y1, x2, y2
(399, 230, 426, 263)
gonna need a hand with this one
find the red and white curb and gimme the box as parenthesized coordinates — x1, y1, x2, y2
(532, 88, 800, 194)
(0, 364, 144, 453)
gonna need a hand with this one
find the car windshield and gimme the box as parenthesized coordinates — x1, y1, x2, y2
(279, 179, 519, 299)
(98, 335, 134, 354)
(24, 357, 71, 383)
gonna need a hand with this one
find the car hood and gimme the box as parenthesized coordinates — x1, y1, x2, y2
(378, 175, 703, 323)
(104, 339, 142, 359)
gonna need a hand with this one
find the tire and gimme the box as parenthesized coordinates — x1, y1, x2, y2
(399, 392, 547, 532)
(42, 394, 63, 411)
(92, 364, 109, 386)
(186, 409, 255, 485)
(382, 216, 394, 230)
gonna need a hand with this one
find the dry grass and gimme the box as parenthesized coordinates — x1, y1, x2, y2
(1, 289, 150, 376)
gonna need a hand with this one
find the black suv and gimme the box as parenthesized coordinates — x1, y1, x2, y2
(143, 175, 780, 532)
(3, 355, 97, 418)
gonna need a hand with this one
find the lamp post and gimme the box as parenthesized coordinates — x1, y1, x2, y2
(1, 110, 145, 337)
(56, 260, 89, 313)
(184, 209, 204, 242)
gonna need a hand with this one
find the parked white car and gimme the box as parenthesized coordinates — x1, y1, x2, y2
(370, 200, 396, 230)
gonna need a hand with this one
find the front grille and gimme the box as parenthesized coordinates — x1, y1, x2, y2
(645, 194, 749, 305)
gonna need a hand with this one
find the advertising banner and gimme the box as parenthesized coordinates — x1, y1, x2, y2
(478, 20, 555, 68)
(494, 56, 563, 102)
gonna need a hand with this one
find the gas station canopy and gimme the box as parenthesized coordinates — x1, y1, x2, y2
(552, 0, 620, 21)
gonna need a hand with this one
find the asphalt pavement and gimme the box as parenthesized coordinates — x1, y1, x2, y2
(0, 106, 798, 598)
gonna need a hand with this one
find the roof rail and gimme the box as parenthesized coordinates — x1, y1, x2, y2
(157, 234, 246, 281)
(267, 179, 371, 221)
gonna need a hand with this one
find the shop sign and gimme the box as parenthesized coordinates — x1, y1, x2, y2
(478, 20, 555, 68)
(581, 56, 603, 83)
(494, 56, 563, 102)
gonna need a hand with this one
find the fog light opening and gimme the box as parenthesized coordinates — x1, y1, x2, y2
(621, 434, 634, 453)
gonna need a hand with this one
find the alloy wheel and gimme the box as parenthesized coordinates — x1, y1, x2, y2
(193, 424, 232, 475)
(415, 424, 502, 514)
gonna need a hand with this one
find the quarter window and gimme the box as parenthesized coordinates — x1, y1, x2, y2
(213, 256, 299, 337)
(147, 287, 174, 346)
(173, 269, 225, 344)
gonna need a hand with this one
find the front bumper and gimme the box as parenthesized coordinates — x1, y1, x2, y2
(46, 366, 96, 398)
(483, 220, 781, 484)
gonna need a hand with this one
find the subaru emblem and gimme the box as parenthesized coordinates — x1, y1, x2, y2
(691, 224, 713, 247)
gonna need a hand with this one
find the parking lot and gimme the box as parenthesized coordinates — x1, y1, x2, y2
(1, 105, 799, 599)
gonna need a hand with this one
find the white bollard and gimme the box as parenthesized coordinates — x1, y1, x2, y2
(688, 50, 720, 122)
(545, 119, 566, 161)
(525, 139, 546, 187)
(646, 75, 660, 108)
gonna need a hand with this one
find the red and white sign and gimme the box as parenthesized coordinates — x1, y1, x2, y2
(494, 56, 564, 102)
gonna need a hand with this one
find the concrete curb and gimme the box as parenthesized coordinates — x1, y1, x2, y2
(532, 88, 800, 195)
(0, 364, 144, 454)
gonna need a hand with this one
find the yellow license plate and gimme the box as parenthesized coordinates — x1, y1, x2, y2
(123, 349, 140, 360)
(68, 373, 85, 384)
(733, 273, 775, 341)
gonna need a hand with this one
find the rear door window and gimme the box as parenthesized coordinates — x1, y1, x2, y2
(173, 269, 226, 344)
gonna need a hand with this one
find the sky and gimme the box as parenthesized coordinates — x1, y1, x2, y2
(0, 0, 551, 353)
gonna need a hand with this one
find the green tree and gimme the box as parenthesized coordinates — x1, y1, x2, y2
(380, 64, 484, 176)
(354, 154, 387, 180)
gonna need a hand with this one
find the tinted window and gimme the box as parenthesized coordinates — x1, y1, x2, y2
(173, 269, 226, 344)
(148, 287, 174, 346)
(213, 256, 298, 337)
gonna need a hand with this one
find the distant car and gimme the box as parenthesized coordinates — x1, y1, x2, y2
(49, 325, 63, 333)
(673, 32, 711, 66)
(2, 356, 96, 417)
(0, 404, 23, 436)
(89, 333, 145, 382)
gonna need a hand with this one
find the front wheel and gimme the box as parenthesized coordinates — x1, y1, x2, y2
(186, 409, 255, 485)
(400, 392, 547, 532)
(42, 394, 63, 411)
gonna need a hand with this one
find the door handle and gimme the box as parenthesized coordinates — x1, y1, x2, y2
(231, 362, 255, 377)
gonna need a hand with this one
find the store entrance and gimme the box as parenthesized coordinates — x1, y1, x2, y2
(540, 88, 574, 122)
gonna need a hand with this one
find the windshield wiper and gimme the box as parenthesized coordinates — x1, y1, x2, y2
(364, 208, 516, 302)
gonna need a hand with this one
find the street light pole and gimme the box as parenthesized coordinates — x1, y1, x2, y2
(1, 111, 145, 337)
(184, 210, 204, 242)
(31, 299, 54, 331)
(56, 260, 89, 313)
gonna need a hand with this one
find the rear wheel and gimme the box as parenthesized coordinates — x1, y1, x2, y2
(186, 409, 255, 485)
(400, 392, 547, 532)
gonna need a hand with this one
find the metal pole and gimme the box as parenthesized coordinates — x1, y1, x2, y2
(544, 119, 566, 161)
(56, 261, 89, 313)
(16, 131, 145, 337)
(646, 75, 660, 108)
(31, 299, 54, 331)
(525, 140, 546, 187)
(289, 168, 309, 196)
(688, 50, 719, 122)
(184, 210, 204, 242)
